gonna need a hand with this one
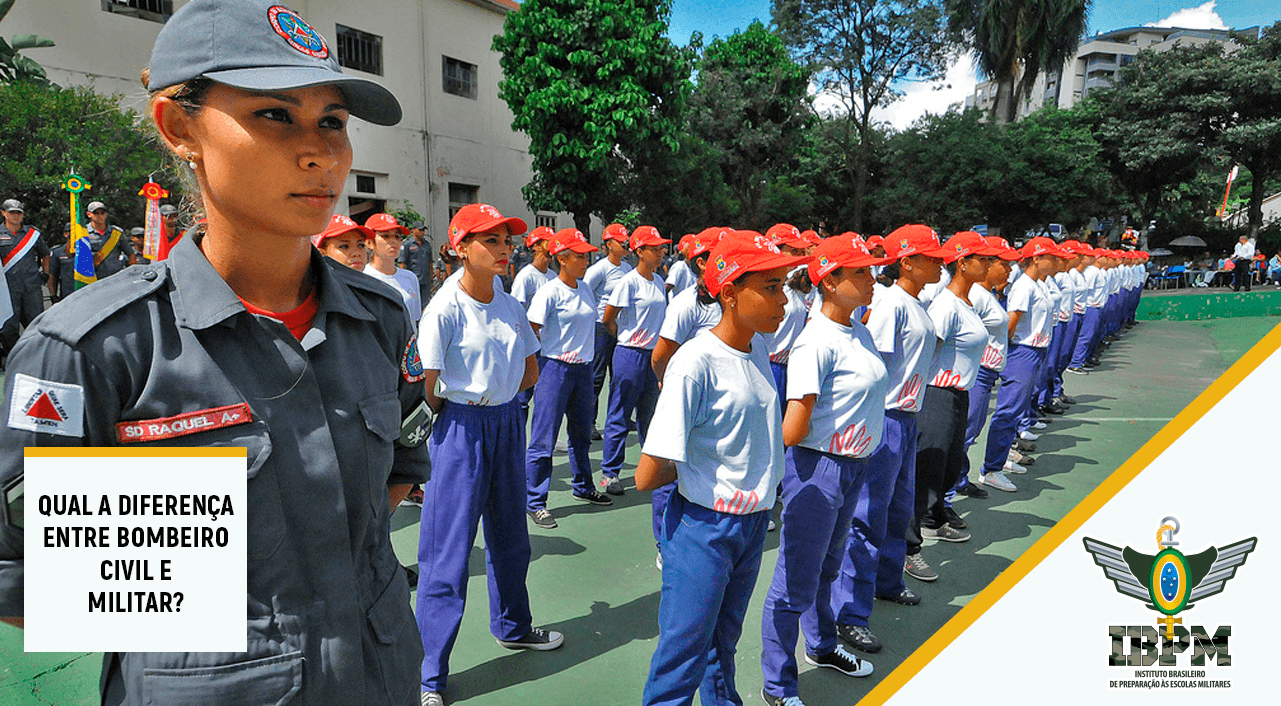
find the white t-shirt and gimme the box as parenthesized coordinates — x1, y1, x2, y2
(660, 285, 721, 345)
(1041, 277, 1068, 324)
(926, 288, 987, 391)
(1082, 266, 1106, 307)
(761, 285, 809, 364)
(643, 333, 783, 515)
(866, 283, 936, 413)
(918, 268, 951, 310)
(527, 277, 597, 364)
(1007, 275, 1052, 348)
(608, 270, 667, 350)
(440, 267, 503, 295)
(786, 310, 888, 458)
(583, 257, 633, 321)
(1067, 268, 1088, 314)
(362, 265, 423, 323)
(419, 286, 541, 406)
(666, 259, 696, 298)
(511, 263, 557, 310)
(970, 284, 1009, 371)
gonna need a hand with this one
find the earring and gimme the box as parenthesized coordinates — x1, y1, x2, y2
(184, 152, 197, 170)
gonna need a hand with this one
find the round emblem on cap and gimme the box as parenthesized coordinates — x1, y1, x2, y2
(268, 6, 329, 59)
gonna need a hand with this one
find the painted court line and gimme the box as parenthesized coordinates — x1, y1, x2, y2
(1074, 417, 1175, 422)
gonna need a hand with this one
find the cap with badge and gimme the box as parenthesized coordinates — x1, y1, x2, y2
(547, 228, 598, 256)
(312, 213, 372, 248)
(881, 224, 951, 260)
(629, 225, 670, 250)
(1057, 240, 1093, 257)
(2, 199, 23, 213)
(602, 223, 629, 243)
(525, 226, 555, 248)
(1021, 236, 1064, 259)
(447, 204, 527, 250)
(86, 201, 107, 214)
(689, 227, 727, 258)
(984, 236, 1023, 261)
(147, 0, 401, 126)
(766, 223, 809, 250)
(365, 213, 409, 235)
(809, 232, 893, 284)
(705, 230, 810, 297)
(940, 231, 1006, 263)
(800, 229, 823, 246)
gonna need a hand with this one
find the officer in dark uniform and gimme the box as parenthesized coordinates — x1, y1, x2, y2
(47, 224, 75, 304)
(84, 200, 136, 278)
(0, 199, 51, 360)
(0, 1, 427, 704)
(398, 219, 432, 304)
(129, 227, 148, 264)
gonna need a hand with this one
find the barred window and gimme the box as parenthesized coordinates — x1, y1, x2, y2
(442, 56, 478, 99)
(336, 25, 383, 76)
(448, 184, 479, 219)
(101, 0, 173, 23)
(535, 214, 557, 230)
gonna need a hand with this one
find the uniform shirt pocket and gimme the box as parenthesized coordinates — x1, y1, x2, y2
(142, 651, 303, 706)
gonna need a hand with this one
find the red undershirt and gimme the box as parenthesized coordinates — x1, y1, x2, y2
(240, 291, 319, 341)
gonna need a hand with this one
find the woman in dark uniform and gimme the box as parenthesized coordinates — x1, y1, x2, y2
(0, 1, 427, 704)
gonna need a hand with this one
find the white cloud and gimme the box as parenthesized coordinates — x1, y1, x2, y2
(1144, 1, 1229, 30)
(806, 57, 980, 132)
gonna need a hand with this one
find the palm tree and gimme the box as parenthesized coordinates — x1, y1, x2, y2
(948, 0, 1091, 123)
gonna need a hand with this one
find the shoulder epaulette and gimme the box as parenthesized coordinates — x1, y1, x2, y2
(35, 262, 170, 345)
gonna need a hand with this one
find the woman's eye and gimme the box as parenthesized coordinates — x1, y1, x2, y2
(320, 115, 346, 130)
(256, 108, 291, 123)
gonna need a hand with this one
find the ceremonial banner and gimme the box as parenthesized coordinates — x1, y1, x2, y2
(61, 173, 96, 289)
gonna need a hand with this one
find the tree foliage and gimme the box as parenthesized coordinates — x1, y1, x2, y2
(0, 81, 186, 241)
(0, 0, 53, 85)
(493, 0, 692, 236)
(772, 0, 954, 230)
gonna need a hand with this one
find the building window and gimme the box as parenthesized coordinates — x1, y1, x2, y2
(355, 175, 377, 194)
(336, 25, 383, 76)
(101, 0, 172, 22)
(448, 183, 479, 219)
(443, 56, 478, 99)
(535, 214, 557, 230)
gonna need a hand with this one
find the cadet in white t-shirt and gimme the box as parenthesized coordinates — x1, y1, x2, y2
(762, 223, 819, 412)
(362, 213, 422, 323)
(650, 227, 727, 381)
(509, 226, 557, 310)
(832, 224, 949, 647)
(584, 223, 633, 439)
(665, 234, 697, 298)
(909, 232, 1001, 568)
(416, 205, 563, 700)
(761, 235, 886, 701)
(599, 226, 669, 494)
(524, 229, 616, 531)
(636, 232, 806, 706)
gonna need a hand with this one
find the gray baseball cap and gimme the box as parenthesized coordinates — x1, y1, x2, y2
(2, 199, 23, 212)
(130, 227, 146, 236)
(147, 0, 401, 126)
(86, 201, 107, 213)
(159, 204, 178, 216)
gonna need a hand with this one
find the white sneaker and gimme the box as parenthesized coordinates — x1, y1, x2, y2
(1018, 430, 1039, 441)
(1031, 420, 1048, 430)
(554, 438, 568, 453)
(421, 692, 445, 706)
(979, 471, 1017, 492)
(656, 552, 663, 571)
(1003, 459, 1028, 475)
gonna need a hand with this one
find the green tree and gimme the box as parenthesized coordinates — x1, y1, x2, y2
(493, 0, 692, 237)
(947, 0, 1091, 123)
(1002, 106, 1112, 235)
(0, 0, 53, 85)
(772, 0, 955, 231)
(687, 21, 811, 229)
(0, 81, 186, 241)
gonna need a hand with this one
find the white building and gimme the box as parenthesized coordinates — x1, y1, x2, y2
(5, 0, 580, 249)
(965, 25, 1256, 120)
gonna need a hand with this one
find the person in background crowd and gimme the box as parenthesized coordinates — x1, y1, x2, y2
(313, 214, 371, 270)
(84, 200, 136, 278)
(363, 213, 422, 323)
(129, 227, 148, 264)
(584, 223, 633, 444)
(47, 223, 74, 303)
(1232, 236, 1255, 292)
(0, 199, 50, 363)
(665, 234, 696, 298)
(399, 219, 433, 303)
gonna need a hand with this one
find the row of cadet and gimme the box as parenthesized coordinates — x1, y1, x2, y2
(404, 202, 1149, 706)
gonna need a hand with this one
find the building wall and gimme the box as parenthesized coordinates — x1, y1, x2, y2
(4, 0, 577, 250)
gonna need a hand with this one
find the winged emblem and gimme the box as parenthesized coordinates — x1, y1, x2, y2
(1083, 520, 1256, 639)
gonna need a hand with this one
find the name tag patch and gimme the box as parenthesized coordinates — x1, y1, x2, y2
(115, 403, 253, 444)
(7, 374, 85, 438)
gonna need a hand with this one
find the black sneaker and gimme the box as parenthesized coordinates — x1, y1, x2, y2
(573, 490, 613, 506)
(942, 506, 967, 530)
(876, 587, 921, 605)
(805, 645, 874, 677)
(599, 476, 624, 496)
(1015, 439, 1037, 453)
(590, 425, 603, 441)
(527, 509, 557, 529)
(837, 623, 882, 653)
(497, 627, 564, 651)
(761, 689, 804, 706)
(958, 483, 989, 499)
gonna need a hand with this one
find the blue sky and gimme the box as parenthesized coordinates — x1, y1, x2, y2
(667, 1, 1281, 128)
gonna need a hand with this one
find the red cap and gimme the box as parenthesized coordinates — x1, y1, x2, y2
(313, 214, 373, 248)
(809, 233, 894, 283)
(365, 213, 409, 235)
(525, 226, 555, 248)
(1021, 236, 1063, 259)
(882, 224, 950, 260)
(629, 225, 670, 250)
(984, 236, 1023, 261)
(800, 229, 823, 246)
(766, 223, 809, 249)
(677, 233, 695, 251)
(448, 204, 528, 249)
(689, 227, 728, 258)
(548, 228, 599, 255)
(865, 235, 884, 248)
(941, 231, 1005, 263)
(704, 231, 810, 297)
(602, 223, 629, 243)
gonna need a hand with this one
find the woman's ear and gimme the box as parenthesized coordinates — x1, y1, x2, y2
(152, 96, 200, 163)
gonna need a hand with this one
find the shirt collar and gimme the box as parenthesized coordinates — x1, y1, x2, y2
(168, 233, 376, 331)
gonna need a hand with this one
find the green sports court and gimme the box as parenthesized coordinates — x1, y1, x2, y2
(2, 289, 1277, 706)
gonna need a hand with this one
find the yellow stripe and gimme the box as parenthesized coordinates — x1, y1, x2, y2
(862, 319, 1281, 705)
(24, 448, 247, 458)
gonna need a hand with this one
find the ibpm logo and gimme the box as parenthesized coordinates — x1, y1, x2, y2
(1083, 517, 1256, 667)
